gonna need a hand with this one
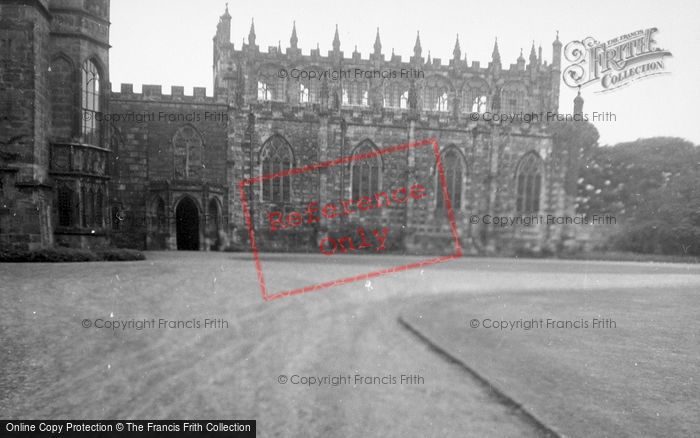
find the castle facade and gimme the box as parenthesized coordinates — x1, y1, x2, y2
(0, 1, 578, 254)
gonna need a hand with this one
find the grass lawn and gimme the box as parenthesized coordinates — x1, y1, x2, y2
(554, 251, 699, 264)
(401, 286, 700, 437)
(2, 253, 698, 436)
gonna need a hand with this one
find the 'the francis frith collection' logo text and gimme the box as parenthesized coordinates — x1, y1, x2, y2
(563, 28, 672, 93)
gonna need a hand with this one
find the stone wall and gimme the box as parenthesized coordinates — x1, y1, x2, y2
(227, 101, 565, 255)
(109, 85, 228, 249)
(0, 0, 53, 249)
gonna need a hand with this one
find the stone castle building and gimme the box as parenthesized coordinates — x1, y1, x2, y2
(0, 1, 580, 254)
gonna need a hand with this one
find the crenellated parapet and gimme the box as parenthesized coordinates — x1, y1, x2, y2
(110, 84, 228, 105)
(211, 7, 562, 117)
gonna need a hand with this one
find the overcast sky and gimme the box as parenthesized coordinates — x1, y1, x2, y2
(109, 0, 700, 146)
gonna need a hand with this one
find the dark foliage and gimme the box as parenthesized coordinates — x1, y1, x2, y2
(0, 247, 146, 262)
(579, 137, 700, 256)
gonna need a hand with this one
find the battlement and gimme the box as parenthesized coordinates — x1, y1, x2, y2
(226, 45, 552, 79)
(110, 84, 228, 105)
(212, 9, 562, 99)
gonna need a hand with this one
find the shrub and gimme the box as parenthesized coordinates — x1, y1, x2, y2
(94, 248, 146, 261)
(257, 228, 317, 252)
(612, 222, 700, 256)
(0, 247, 145, 263)
(223, 242, 248, 252)
(514, 246, 554, 259)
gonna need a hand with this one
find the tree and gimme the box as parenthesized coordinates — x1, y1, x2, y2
(548, 120, 600, 199)
(579, 137, 700, 255)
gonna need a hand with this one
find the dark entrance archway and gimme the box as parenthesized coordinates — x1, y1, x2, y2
(175, 197, 200, 250)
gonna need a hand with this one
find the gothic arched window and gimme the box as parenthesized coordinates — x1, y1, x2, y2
(471, 95, 488, 113)
(502, 86, 526, 114)
(436, 91, 449, 112)
(80, 186, 88, 227)
(298, 72, 320, 104)
(299, 83, 309, 103)
(260, 135, 293, 202)
(173, 125, 204, 179)
(81, 59, 101, 145)
(436, 148, 464, 210)
(361, 89, 369, 106)
(258, 81, 272, 101)
(399, 91, 409, 109)
(462, 83, 490, 114)
(57, 185, 76, 227)
(343, 82, 369, 107)
(351, 141, 381, 200)
(95, 189, 104, 228)
(423, 78, 451, 112)
(516, 152, 543, 214)
(383, 83, 409, 109)
(87, 188, 95, 227)
(257, 69, 285, 102)
(424, 86, 448, 112)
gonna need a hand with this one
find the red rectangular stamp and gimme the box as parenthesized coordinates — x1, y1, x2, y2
(238, 138, 462, 301)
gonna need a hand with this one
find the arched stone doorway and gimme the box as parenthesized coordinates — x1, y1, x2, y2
(175, 197, 200, 250)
